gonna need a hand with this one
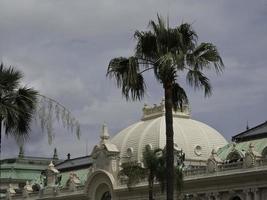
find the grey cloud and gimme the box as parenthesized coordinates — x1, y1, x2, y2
(1, 0, 267, 158)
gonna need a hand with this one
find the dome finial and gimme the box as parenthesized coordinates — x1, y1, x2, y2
(100, 123, 110, 141)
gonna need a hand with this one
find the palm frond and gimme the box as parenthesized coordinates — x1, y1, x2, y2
(119, 161, 146, 188)
(107, 57, 146, 101)
(134, 31, 158, 62)
(176, 23, 198, 53)
(172, 83, 188, 111)
(186, 70, 212, 97)
(0, 63, 23, 92)
(187, 43, 224, 74)
(0, 64, 38, 141)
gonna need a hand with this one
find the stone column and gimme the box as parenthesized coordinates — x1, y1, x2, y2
(244, 189, 252, 200)
(252, 188, 259, 200)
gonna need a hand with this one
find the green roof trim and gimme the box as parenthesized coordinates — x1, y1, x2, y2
(218, 138, 267, 160)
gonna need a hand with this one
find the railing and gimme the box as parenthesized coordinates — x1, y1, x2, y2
(183, 167, 207, 177)
(184, 158, 267, 177)
(217, 161, 243, 171)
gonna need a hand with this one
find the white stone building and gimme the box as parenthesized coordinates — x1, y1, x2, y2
(3, 101, 267, 200)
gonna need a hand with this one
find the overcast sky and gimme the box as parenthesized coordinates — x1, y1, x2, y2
(1, 0, 267, 160)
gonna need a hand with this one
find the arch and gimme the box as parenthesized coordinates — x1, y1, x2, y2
(85, 170, 116, 200)
(226, 151, 243, 162)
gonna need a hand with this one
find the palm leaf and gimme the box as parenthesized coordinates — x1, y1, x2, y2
(172, 83, 188, 111)
(107, 57, 146, 101)
(186, 70, 212, 97)
(119, 161, 146, 188)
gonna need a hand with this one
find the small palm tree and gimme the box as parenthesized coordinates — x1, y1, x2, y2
(143, 146, 164, 200)
(119, 147, 164, 200)
(119, 161, 146, 188)
(153, 148, 184, 198)
(119, 146, 184, 200)
(107, 15, 223, 200)
(0, 63, 38, 150)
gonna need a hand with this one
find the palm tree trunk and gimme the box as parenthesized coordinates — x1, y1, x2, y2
(148, 173, 154, 200)
(164, 81, 174, 200)
(0, 118, 2, 155)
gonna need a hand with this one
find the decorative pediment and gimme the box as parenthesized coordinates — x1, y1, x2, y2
(91, 124, 120, 175)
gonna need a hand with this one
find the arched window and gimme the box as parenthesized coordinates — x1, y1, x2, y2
(227, 151, 242, 162)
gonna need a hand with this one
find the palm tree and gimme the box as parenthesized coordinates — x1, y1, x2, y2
(119, 147, 164, 200)
(119, 161, 146, 189)
(156, 148, 185, 197)
(119, 146, 184, 200)
(0, 63, 38, 150)
(107, 15, 224, 200)
(143, 146, 164, 200)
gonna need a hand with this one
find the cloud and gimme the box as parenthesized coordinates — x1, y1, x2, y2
(1, 0, 267, 158)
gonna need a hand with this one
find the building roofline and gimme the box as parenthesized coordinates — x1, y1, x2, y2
(55, 155, 91, 165)
(232, 121, 267, 141)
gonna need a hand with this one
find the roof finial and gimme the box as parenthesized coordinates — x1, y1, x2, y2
(100, 123, 110, 141)
(246, 121, 250, 130)
(161, 97, 165, 105)
(18, 145, 24, 158)
(53, 148, 58, 160)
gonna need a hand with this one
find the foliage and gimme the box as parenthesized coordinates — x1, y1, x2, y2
(0, 63, 81, 146)
(107, 15, 223, 106)
(119, 161, 146, 188)
(0, 63, 38, 141)
(36, 95, 81, 144)
(107, 14, 223, 199)
(119, 146, 184, 198)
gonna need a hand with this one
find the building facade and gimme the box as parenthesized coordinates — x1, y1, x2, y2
(2, 102, 267, 200)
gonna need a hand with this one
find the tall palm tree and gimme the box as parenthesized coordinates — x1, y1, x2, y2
(0, 63, 38, 150)
(107, 15, 224, 200)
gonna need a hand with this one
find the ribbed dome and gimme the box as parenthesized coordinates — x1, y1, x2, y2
(111, 102, 227, 164)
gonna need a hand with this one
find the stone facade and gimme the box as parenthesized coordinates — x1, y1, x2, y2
(2, 105, 267, 200)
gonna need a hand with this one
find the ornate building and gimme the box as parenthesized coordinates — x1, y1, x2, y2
(1, 101, 267, 200)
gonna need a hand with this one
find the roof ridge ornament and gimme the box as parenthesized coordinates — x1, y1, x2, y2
(53, 148, 58, 160)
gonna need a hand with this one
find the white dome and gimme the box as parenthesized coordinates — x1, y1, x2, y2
(111, 102, 227, 164)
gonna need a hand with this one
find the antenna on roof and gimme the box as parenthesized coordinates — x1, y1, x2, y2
(86, 139, 89, 156)
(246, 121, 250, 130)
